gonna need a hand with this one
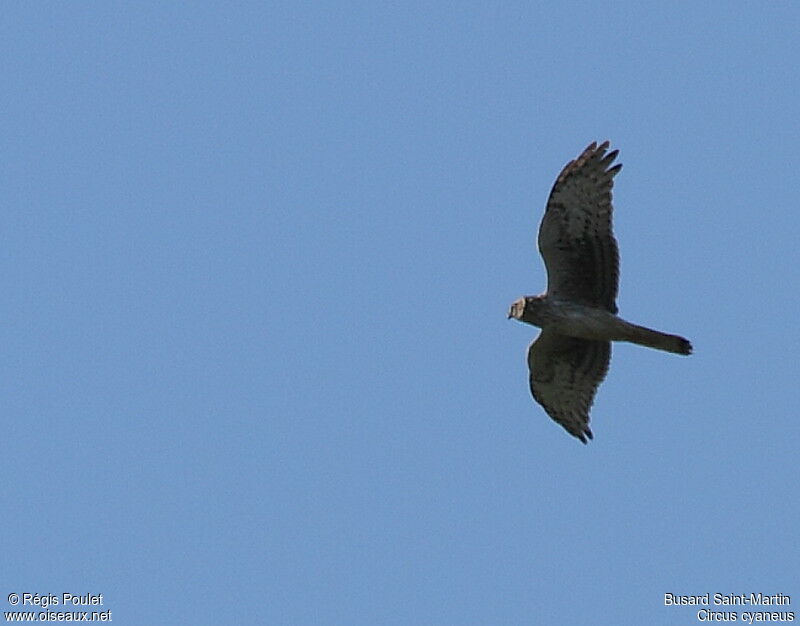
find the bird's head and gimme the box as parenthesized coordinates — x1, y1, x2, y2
(507, 297, 527, 320)
(508, 295, 549, 325)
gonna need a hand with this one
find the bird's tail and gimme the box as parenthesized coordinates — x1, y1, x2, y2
(622, 322, 692, 355)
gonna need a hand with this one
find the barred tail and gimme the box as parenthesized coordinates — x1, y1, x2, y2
(624, 323, 693, 355)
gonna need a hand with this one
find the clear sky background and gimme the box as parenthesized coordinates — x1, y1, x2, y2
(2, 3, 798, 625)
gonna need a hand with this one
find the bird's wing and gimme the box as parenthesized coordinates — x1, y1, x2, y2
(538, 141, 621, 313)
(527, 329, 611, 443)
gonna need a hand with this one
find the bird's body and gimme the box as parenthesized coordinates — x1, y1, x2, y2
(508, 142, 691, 443)
(512, 295, 692, 353)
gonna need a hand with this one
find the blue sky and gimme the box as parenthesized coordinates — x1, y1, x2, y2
(2, 2, 798, 624)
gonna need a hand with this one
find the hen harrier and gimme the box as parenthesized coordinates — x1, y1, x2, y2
(508, 142, 691, 443)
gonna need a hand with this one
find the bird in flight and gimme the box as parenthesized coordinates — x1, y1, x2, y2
(508, 142, 692, 443)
